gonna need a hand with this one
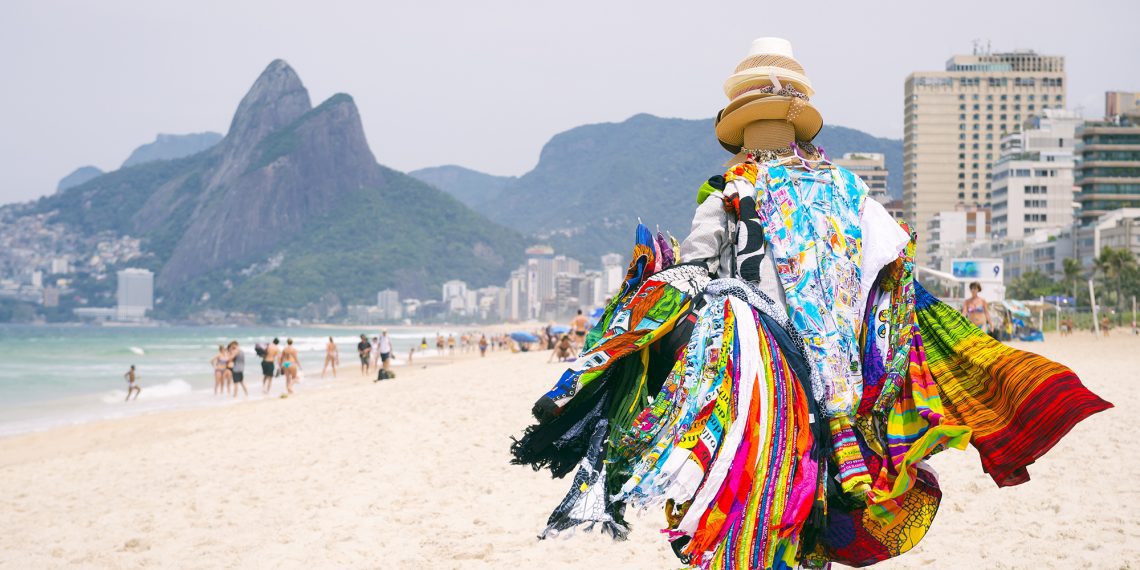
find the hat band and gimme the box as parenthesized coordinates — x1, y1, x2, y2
(728, 83, 810, 103)
(734, 54, 805, 74)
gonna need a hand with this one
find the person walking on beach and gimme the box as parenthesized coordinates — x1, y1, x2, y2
(281, 338, 301, 395)
(961, 282, 991, 333)
(124, 365, 141, 401)
(321, 336, 339, 378)
(370, 336, 381, 370)
(378, 330, 393, 373)
(228, 341, 248, 398)
(211, 345, 230, 396)
(479, 334, 489, 357)
(570, 309, 589, 351)
(447, 334, 456, 355)
(436, 334, 444, 355)
(357, 334, 372, 375)
(262, 338, 280, 394)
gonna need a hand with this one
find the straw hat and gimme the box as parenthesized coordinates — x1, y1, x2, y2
(715, 37, 823, 152)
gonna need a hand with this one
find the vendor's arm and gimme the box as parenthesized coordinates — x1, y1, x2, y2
(680, 175, 730, 275)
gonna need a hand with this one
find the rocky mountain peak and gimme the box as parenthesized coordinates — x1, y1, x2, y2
(224, 59, 312, 153)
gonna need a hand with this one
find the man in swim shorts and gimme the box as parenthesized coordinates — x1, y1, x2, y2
(262, 338, 280, 394)
(124, 365, 141, 401)
(570, 309, 589, 350)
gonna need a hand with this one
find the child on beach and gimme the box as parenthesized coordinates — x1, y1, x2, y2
(124, 365, 141, 401)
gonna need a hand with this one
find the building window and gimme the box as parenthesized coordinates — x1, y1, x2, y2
(959, 114, 966, 120)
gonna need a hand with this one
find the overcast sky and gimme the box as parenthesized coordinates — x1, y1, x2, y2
(2, 0, 1138, 205)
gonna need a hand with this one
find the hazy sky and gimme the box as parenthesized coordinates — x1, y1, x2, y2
(2, 1, 1138, 205)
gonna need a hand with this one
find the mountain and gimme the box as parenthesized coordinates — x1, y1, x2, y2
(31, 60, 523, 318)
(121, 132, 223, 168)
(414, 114, 903, 263)
(56, 166, 104, 192)
(408, 165, 515, 210)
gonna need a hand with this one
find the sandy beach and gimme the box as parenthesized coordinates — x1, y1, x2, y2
(0, 334, 1136, 569)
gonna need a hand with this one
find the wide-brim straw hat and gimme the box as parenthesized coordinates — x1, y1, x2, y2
(715, 95, 824, 151)
(716, 37, 824, 150)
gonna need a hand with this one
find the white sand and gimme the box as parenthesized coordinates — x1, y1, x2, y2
(0, 334, 1136, 569)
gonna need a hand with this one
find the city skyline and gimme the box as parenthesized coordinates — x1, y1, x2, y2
(2, 0, 1139, 205)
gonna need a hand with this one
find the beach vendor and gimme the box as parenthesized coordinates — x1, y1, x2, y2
(510, 37, 1111, 569)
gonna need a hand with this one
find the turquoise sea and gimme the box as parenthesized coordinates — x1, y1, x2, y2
(0, 324, 456, 437)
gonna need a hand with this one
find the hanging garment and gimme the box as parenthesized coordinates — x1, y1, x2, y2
(913, 282, 1113, 487)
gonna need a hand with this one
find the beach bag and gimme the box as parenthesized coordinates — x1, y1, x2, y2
(377, 369, 396, 381)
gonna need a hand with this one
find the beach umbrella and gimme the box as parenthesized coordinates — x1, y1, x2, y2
(550, 325, 570, 334)
(510, 332, 540, 343)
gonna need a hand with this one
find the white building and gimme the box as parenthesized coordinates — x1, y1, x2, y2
(1000, 227, 1075, 280)
(991, 109, 1081, 239)
(927, 208, 990, 271)
(116, 268, 154, 320)
(1075, 208, 1140, 267)
(377, 289, 401, 321)
(600, 252, 625, 298)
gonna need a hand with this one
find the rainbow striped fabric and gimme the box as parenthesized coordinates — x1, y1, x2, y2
(914, 282, 1113, 486)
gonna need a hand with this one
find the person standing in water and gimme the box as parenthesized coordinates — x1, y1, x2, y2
(124, 365, 141, 401)
(961, 282, 992, 333)
(228, 341, 247, 398)
(280, 338, 301, 395)
(321, 336, 339, 378)
(262, 338, 280, 394)
(211, 345, 229, 396)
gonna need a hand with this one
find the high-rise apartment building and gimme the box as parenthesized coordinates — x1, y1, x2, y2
(116, 268, 154, 320)
(1075, 113, 1140, 224)
(1106, 91, 1140, 117)
(834, 152, 889, 202)
(904, 49, 1066, 264)
(991, 109, 1080, 239)
(377, 289, 401, 320)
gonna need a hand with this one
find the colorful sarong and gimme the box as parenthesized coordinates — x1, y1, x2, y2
(914, 282, 1113, 486)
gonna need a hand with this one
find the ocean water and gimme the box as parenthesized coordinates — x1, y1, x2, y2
(0, 324, 464, 437)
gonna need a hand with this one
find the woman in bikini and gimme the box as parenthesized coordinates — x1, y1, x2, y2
(210, 345, 229, 395)
(321, 336, 338, 378)
(280, 338, 301, 395)
(962, 281, 992, 333)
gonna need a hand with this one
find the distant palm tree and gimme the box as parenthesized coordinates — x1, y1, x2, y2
(1061, 257, 1083, 303)
(1094, 247, 1139, 316)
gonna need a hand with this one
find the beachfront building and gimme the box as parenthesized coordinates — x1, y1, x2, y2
(376, 289, 401, 321)
(991, 109, 1080, 239)
(1074, 112, 1140, 224)
(904, 47, 1066, 264)
(1074, 208, 1140, 267)
(1106, 91, 1140, 117)
(927, 207, 990, 272)
(115, 268, 153, 321)
(1000, 226, 1075, 280)
(834, 152, 889, 202)
(600, 253, 624, 298)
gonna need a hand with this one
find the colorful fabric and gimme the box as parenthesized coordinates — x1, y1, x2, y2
(752, 164, 869, 419)
(865, 332, 971, 522)
(540, 263, 706, 410)
(914, 282, 1113, 486)
(617, 288, 816, 570)
(808, 464, 943, 567)
(829, 415, 871, 497)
